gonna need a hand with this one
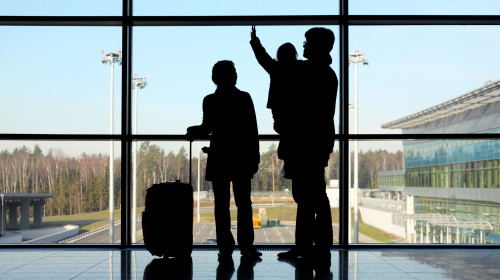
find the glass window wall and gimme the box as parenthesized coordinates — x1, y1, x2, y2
(0, 141, 121, 244)
(1, 0, 122, 16)
(134, 0, 339, 16)
(0, 27, 122, 134)
(354, 140, 500, 244)
(350, 0, 500, 15)
(131, 141, 340, 245)
(349, 26, 500, 135)
(2, 0, 499, 248)
(133, 26, 339, 135)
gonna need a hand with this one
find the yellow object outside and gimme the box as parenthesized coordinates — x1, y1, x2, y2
(253, 214, 261, 229)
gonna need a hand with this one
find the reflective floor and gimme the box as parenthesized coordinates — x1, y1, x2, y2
(0, 248, 498, 279)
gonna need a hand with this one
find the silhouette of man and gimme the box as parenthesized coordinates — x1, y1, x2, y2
(186, 60, 261, 260)
(251, 28, 338, 260)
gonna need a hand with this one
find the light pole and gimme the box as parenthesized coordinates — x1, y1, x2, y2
(102, 50, 122, 243)
(197, 141, 201, 223)
(131, 75, 148, 243)
(1, 194, 4, 238)
(349, 50, 368, 243)
(348, 103, 354, 243)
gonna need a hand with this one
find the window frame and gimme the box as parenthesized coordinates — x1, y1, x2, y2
(1, 0, 500, 249)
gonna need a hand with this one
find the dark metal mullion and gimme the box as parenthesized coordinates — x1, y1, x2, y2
(336, 244, 500, 249)
(130, 15, 500, 26)
(2, 133, 500, 141)
(4, 15, 500, 27)
(339, 0, 350, 250)
(338, 134, 500, 140)
(120, 0, 133, 249)
(0, 134, 123, 140)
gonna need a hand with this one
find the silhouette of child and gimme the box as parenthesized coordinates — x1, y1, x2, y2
(250, 26, 299, 135)
(277, 42, 297, 63)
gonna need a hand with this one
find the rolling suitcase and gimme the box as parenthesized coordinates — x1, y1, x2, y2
(142, 141, 194, 258)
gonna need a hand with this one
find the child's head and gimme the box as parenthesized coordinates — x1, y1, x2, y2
(277, 42, 297, 62)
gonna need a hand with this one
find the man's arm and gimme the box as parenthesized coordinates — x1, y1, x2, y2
(250, 25, 274, 74)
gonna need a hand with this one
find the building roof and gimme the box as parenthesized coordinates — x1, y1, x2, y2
(381, 79, 500, 129)
(0, 193, 53, 201)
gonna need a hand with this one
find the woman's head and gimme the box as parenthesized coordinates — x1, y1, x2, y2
(212, 60, 237, 86)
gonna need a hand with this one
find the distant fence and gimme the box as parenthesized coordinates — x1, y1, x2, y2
(251, 191, 292, 198)
(360, 197, 405, 214)
(25, 225, 79, 244)
(195, 191, 292, 199)
(58, 220, 121, 244)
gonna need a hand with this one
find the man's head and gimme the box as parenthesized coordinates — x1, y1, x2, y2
(212, 60, 237, 86)
(303, 28, 335, 60)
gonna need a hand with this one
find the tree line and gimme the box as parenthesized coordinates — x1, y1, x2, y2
(0, 143, 403, 216)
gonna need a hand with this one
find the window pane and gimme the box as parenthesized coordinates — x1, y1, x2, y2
(134, 0, 338, 16)
(351, 140, 500, 244)
(1, 0, 122, 16)
(133, 26, 340, 135)
(132, 140, 339, 245)
(0, 141, 121, 244)
(349, 26, 500, 134)
(350, 0, 500, 15)
(0, 27, 122, 134)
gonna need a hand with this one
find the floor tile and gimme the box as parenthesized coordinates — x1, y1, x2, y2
(0, 248, 497, 279)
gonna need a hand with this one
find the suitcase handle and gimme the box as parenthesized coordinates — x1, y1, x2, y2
(188, 140, 192, 186)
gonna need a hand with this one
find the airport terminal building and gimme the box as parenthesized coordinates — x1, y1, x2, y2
(377, 79, 500, 244)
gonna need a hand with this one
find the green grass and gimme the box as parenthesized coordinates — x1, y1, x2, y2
(358, 223, 394, 243)
(265, 207, 340, 223)
(44, 205, 396, 242)
(42, 207, 144, 233)
(265, 206, 397, 243)
(357, 213, 398, 243)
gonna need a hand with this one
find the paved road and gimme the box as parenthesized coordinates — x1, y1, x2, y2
(193, 223, 296, 244)
(77, 220, 378, 244)
(78, 218, 143, 243)
(76, 222, 295, 244)
(191, 222, 379, 244)
(78, 224, 123, 243)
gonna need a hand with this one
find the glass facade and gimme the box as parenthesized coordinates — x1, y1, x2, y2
(404, 139, 500, 189)
(378, 171, 404, 188)
(372, 135, 500, 244)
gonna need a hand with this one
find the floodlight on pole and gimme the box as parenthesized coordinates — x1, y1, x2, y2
(131, 74, 148, 243)
(348, 50, 368, 244)
(102, 50, 122, 243)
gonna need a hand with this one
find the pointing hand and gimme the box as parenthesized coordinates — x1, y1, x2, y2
(251, 25, 257, 40)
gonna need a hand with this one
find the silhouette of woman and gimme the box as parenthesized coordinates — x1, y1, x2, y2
(186, 60, 261, 260)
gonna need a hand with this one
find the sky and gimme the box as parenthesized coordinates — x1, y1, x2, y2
(1, 0, 500, 157)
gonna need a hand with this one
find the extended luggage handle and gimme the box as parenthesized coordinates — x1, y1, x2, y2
(188, 140, 192, 186)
